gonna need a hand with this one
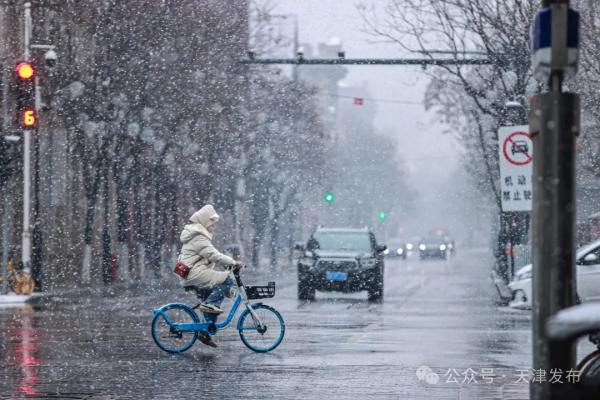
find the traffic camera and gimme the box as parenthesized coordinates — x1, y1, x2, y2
(44, 49, 57, 68)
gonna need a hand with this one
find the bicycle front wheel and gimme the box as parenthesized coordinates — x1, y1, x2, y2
(151, 304, 199, 354)
(238, 304, 285, 353)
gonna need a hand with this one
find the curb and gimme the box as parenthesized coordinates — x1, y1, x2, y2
(491, 270, 512, 306)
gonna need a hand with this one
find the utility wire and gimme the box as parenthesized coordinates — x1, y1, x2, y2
(320, 92, 423, 105)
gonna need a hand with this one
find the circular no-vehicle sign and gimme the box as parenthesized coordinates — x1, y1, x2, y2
(502, 131, 532, 166)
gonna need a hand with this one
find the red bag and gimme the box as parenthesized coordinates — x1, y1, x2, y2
(173, 262, 192, 279)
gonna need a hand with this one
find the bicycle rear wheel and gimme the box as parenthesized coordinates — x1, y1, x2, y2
(238, 304, 285, 353)
(151, 304, 199, 353)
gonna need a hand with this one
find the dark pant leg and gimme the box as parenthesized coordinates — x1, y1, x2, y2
(203, 276, 234, 323)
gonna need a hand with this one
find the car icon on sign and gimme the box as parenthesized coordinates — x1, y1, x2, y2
(511, 140, 529, 155)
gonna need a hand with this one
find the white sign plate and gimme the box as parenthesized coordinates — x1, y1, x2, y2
(498, 125, 532, 212)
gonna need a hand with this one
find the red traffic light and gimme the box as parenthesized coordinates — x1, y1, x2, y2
(16, 62, 35, 80)
(21, 108, 37, 128)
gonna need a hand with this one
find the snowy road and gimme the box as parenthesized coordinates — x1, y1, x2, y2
(0, 249, 537, 399)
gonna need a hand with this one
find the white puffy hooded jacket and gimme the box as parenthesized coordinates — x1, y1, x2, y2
(179, 205, 235, 288)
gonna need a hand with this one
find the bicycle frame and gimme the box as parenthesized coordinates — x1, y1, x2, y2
(152, 270, 266, 334)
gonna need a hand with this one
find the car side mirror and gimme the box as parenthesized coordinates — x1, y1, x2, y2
(306, 238, 320, 251)
(376, 244, 387, 254)
(583, 253, 599, 264)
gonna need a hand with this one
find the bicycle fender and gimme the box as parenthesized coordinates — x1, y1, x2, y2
(152, 303, 197, 318)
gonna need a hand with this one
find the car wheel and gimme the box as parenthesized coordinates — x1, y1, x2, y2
(298, 268, 315, 301)
(367, 266, 384, 303)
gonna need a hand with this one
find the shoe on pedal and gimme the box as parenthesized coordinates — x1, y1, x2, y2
(197, 331, 218, 348)
(198, 303, 223, 314)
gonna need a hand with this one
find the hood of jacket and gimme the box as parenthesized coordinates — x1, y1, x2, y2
(180, 205, 220, 243)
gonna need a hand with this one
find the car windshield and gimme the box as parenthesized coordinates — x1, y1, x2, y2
(388, 239, 404, 247)
(422, 235, 445, 245)
(312, 232, 372, 252)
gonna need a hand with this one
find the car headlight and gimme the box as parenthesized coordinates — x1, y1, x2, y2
(396, 248, 404, 255)
(383, 248, 389, 255)
(419, 244, 426, 251)
(406, 243, 413, 250)
(440, 244, 447, 251)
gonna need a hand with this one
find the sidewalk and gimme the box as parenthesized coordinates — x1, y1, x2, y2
(0, 292, 40, 306)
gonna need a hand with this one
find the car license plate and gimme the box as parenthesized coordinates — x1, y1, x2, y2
(326, 271, 347, 281)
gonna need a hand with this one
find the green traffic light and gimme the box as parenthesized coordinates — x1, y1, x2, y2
(378, 211, 387, 221)
(324, 192, 334, 204)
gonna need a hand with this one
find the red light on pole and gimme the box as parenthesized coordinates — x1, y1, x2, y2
(16, 62, 35, 80)
(21, 108, 36, 128)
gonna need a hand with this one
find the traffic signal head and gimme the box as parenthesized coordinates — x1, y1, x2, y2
(14, 61, 36, 129)
(324, 192, 334, 204)
(378, 211, 387, 221)
(16, 62, 35, 80)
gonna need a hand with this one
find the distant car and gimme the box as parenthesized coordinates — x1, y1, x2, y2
(418, 234, 451, 260)
(404, 236, 421, 255)
(386, 238, 407, 259)
(428, 229, 456, 256)
(296, 227, 386, 302)
(509, 239, 600, 309)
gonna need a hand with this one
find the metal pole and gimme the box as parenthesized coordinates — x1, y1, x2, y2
(24, 3, 31, 60)
(21, 2, 32, 272)
(43, 127, 52, 287)
(530, 1, 579, 398)
(509, 214, 515, 279)
(292, 16, 299, 83)
(31, 75, 42, 289)
(241, 57, 493, 66)
(2, 191, 9, 294)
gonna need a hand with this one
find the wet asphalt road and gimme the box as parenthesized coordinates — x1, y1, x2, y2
(1, 248, 580, 399)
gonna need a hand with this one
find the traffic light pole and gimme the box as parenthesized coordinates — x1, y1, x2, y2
(2, 190, 9, 294)
(20, 2, 32, 273)
(530, 1, 579, 398)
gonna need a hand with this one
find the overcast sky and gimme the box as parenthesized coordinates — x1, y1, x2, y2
(268, 0, 473, 238)
(271, 0, 459, 170)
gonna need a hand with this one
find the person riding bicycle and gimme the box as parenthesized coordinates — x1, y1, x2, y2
(179, 204, 243, 347)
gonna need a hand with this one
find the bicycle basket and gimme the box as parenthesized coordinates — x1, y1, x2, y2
(245, 282, 276, 299)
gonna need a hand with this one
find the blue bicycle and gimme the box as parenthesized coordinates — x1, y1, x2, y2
(151, 267, 285, 353)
